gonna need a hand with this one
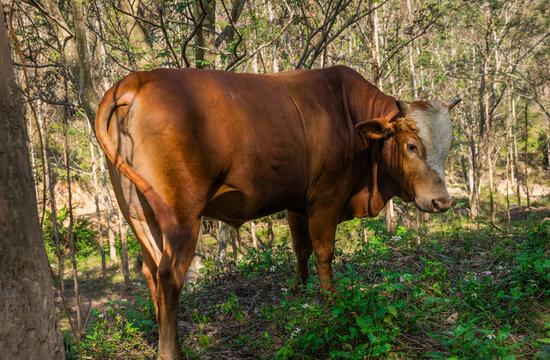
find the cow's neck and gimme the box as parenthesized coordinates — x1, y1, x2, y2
(347, 138, 402, 218)
(343, 75, 403, 219)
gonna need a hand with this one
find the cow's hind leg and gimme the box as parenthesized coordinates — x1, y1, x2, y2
(141, 250, 159, 321)
(156, 219, 201, 360)
(288, 211, 313, 288)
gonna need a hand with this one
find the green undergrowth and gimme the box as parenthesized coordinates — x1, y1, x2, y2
(67, 218, 550, 359)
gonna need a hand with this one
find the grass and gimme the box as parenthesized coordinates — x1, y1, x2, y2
(55, 214, 550, 359)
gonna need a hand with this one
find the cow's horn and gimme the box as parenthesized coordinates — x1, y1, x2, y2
(396, 100, 412, 115)
(444, 98, 462, 110)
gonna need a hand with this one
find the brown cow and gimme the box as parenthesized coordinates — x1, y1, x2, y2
(95, 65, 460, 359)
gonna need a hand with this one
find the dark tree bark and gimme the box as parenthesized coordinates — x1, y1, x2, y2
(266, 216, 275, 248)
(195, 0, 217, 69)
(0, 14, 65, 359)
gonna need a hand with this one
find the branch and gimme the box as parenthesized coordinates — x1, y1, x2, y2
(25, 0, 75, 38)
(159, 8, 181, 68)
(226, 15, 294, 72)
(110, 0, 161, 28)
(12, 61, 60, 68)
(219, 0, 245, 70)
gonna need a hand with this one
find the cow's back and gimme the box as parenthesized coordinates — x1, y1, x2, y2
(109, 68, 356, 225)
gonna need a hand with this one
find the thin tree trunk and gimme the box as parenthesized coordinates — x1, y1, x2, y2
(250, 220, 258, 248)
(27, 102, 37, 201)
(63, 95, 82, 344)
(524, 102, 530, 211)
(409, 47, 416, 98)
(368, 0, 381, 86)
(268, 2, 278, 73)
(217, 221, 226, 261)
(360, 218, 367, 243)
(369, 0, 394, 232)
(505, 151, 511, 224)
(219, 222, 238, 260)
(266, 216, 275, 248)
(195, 0, 216, 68)
(120, 0, 156, 70)
(488, 151, 495, 222)
(37, 100, 49, 227)
(87, 121, 106, 277)
(547, 113, 550, 179)
(468, 143, 479, 219)
(185, 219, 205, 283)
(99, 155, 116, 261)
(69, 0, 101, 121)
(512, 97, 521, 209)
(385, 200, 396, 234)
(46, 143, 64, 295)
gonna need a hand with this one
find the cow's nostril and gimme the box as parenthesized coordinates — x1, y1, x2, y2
(432, 197, 452, 212)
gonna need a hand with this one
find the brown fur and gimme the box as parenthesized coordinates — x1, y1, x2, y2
(95, 66, 453, 360)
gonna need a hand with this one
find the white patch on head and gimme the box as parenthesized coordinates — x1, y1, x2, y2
(409, 101, 453, 183)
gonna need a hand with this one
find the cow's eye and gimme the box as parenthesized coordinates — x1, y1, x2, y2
(407, 144, 418, 153)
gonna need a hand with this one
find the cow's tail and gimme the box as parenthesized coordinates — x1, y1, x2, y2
(94, 86, 182, 264)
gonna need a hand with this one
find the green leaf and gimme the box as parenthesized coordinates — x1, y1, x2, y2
(454, 325, 467, 338)
(367, 332, 378, 343)
(424, 352, 446, 359)
(356, 316, 372, 333)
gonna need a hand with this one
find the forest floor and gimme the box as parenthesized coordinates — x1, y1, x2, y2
(55, 212, 550, 360)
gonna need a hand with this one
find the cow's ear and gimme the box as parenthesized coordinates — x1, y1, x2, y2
(355, 118, 395, 140)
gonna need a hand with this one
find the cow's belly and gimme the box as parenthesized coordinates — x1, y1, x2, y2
(202, 180, 303, 227)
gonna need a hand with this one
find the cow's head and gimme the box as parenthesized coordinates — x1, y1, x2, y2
(356, 99, 461, 213)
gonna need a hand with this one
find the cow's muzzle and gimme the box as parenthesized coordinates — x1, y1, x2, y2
(431, 196, 452, 212)
(416, 195, 452, 213)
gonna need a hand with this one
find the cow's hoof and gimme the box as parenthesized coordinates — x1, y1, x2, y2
(157, 355, 182, 360)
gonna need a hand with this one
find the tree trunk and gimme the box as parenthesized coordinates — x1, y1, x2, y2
(268, 2, 278, 73)
(47, 146, 64, 295)
(505, 151, 511, 224)
(185, 219, 205, 283)
(219, 222, 238, 260)
(195, 0, 216, 69)
(99, 155, 116, 261)
(360, 218, 367, 243)
(368, 0, 381, 86)
(217, 221, 226, 261)
(488, 151, 495, 222)
(369, 0, 394, 231)
(63, 90, 82, 342)
(468, 141, 479, 219)
(266, 216, 275, 248)
(36, 100, 49, 227)
(524, 102, 530, 211)
(512, 97, 521, 209)
(87, 122, 106, 277)
(0, 14, 65, 358)
(120, 0, 156, 70)
(547, 112, 550, 179)
(385, 199, 396, 234)
(250, 220, 258, 248)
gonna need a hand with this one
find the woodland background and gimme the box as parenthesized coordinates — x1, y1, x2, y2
(2, 0, 550, 359)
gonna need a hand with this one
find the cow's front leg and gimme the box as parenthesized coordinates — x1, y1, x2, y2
(307, 210, 339, 294)
(156, 222, 200, 360)
(288, 211, 313, 288)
